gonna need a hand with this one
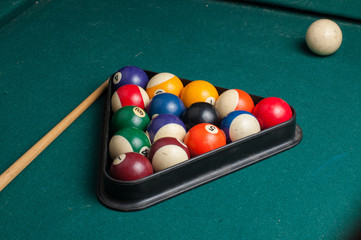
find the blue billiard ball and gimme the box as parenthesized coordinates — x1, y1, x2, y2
(220, 110, 261, 143)
(112, 66, 149, 91)
(146, 114, 187, 143)
(146, 93, 185, 119)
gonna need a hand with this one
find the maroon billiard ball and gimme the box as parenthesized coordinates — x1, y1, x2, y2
(252, 97, 293, 130)
(148, 137, 190, 172)
(110, 152, 153, 181)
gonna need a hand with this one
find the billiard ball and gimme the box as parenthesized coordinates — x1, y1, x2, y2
(146, 92, 185, 119)
(215, 89, 254, 118)
(252, 97, 293, 130)
(111, 66, 149, 91)
(110, 152, 153, 181)
(146, 114, 187, 143)
(148, 137, 190, 172)
(180, 80, 219, 108)
(184, 123, 226, 157)
(181, 102, 220, 130)
(220, 110, 260, 143)
(111, 84, 150, 112)
(109, 127, 151, 159)
(111, 106, 150, 132)
(146, 72, 184, 98)
(306, 19, 342, 56)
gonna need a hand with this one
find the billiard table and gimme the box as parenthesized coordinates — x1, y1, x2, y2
(1, 0, 361, 239)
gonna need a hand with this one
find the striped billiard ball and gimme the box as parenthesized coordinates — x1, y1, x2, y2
(111, 84, 150, 112)
(215, 89, 254, 119)
(220, 110, 261, 143)
(146, 72, 184, 98)
(109, 127, 151, 159)
(146, 114, 187, 143)
(148, 137, 190, 172)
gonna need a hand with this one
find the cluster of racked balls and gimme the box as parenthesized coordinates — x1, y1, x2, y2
(108, 66, 293, 181)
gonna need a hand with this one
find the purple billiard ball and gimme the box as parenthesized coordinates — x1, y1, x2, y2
(112, 66, 149, 91)
(146, 93, 185, 119)
(220, 110, 260, 143)
(146, 114, 187, 143)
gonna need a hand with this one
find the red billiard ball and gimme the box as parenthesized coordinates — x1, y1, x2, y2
(148, 137, 190, 172)
(215, 89, 254, 118)
(184, 123, 226, 157)
(110, 152, 153, 181)
(111, 84, 150, 112)
(252, 97, 293, 130)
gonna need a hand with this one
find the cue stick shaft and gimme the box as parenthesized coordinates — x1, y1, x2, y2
(0, 79, 109, 192)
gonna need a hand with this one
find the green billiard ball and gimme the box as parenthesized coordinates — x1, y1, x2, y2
(111, 106, 150, 132)
(109, 127, 151, 159)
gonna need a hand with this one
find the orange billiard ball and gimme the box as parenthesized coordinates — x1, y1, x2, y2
(180, 80, 219, 108)
(215, 89, 254, 118)
(184, 123, 226, 157)
(146, 72, 184, 98)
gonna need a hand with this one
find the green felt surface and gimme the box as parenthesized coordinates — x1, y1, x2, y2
(0, 0, 36, 28)
(246, 0, 361, 21)
(1, 0, 361, 239)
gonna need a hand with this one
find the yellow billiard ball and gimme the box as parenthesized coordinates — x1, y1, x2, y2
(306, 19, 342, 56)
(180, 80, 219, 108)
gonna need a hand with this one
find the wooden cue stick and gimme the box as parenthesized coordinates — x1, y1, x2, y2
(0, 79, 109, 192)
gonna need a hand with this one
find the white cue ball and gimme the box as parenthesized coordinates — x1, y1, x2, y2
(306, 19, 342, 56)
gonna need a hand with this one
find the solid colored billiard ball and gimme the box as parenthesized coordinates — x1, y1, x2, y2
(181, 102, 220, 130)
(180, 80, 219, 108)
(111, 66, 149, 91)
(306, 19, 342, 56)
(110, 152, 153, 181)
(146, 114, 187, 143)
(220, 110, 260, 143)
(111, 106, 150, 132)
(109, 127, 151, 159)
(111, 84, 150, 112)
(146, 92, 185, 119)
(215, 89, 254, 118)
(252, 97, 293, 130)
(184, 123, 226, 157)
(148, 137, 190, 172)
(146, 72, 184, 98)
